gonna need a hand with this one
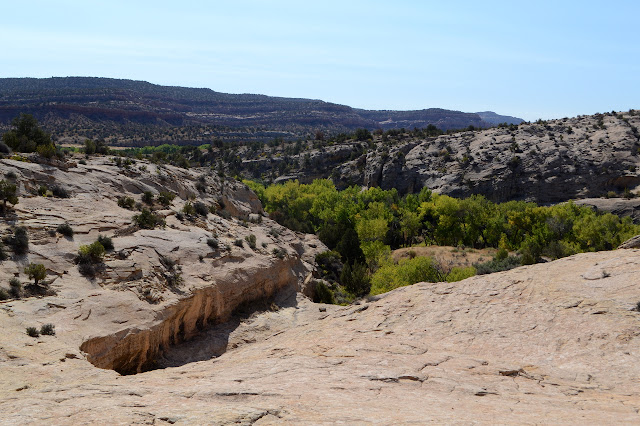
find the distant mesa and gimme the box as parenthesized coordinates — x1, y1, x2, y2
(475, 111, 524, 125)
(0, 77, 523, 145)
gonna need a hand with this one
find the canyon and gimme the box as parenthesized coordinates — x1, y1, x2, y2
(0, 154, 639, 423)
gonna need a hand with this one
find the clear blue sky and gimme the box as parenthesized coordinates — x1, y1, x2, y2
(1, 0, 638, 121)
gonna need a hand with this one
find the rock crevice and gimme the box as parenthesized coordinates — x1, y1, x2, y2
(80, 257, 301, 375)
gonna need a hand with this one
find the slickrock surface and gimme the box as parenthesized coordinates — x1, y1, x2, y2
(2, 244, 640, 423)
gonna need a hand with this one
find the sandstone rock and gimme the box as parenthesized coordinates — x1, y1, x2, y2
(2, 244, 640, 423)
(619, 234, 640, 249)
(575, 198, 640, 223)
(0, 155, 324, 377)
(239, 111, 640, 204)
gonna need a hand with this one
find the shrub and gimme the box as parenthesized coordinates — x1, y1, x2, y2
(0, 179, 18, 210)
(316, 250, 342, 266)
(40, 323, 55, 336)
(9, 278, 21, 298)
(142, 191, 155, 204)
(182, 202, 196, 215)
(0, 287, 8, 300)
(78, 241, 106, 263)
(315, 250, 344, 282)
(37, 143, 57, 159)
(340, 262, 371, 297)
(84, 139, 96, 155)
(207, 238, 219, 249)
(165, 271, 183, 287)
(494, 247, 508, 261)
(25, 263, 47, 286)
(51, 185, 69, 198)
(474, 255, 522, 275)
(76, 241, 106, 277)
(26, 327, 40, 337)
(508, 156, 521, 168)
(245, 234, 257, 249)
(272, 247, 287, 259)
(133, 208, 165, 229)
(313, 281, 336, 304)
(157, 191, 176, 206)
(234, 238, 244, 247)
(38, 185, 49, 196)
(194, 201, 209, 216)
(0, 242, 6, 261)
(370, 257, 440, 295)
(97, 235, 114, 251)
(57, 222, 74, 238)
(5, 226, 29, 255)
(78, 262, 97, 277)
(117, 196, 136, 209)
(446, 266, 477, 282)
(355, 128, 373, 141)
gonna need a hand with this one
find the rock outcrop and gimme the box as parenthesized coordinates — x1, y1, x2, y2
(0, 155, 324, 376)
(238, 110, 640, 204)
(341, 111, 640, 202)
(575, 197, 640, 224)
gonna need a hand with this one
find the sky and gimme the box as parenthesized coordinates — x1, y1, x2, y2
(1, 0, 639, 121)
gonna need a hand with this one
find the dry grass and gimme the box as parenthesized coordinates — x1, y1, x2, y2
(392, 246, 499, 269)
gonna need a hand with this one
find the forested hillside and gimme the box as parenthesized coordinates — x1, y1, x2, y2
(0, 77, 520, 145)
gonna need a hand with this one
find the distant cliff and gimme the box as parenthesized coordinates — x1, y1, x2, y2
(234, 110, 640, 205)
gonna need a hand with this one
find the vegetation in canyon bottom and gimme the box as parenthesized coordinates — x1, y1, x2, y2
(245, 179, 640, 302)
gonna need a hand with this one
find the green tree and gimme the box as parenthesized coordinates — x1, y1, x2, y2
(84, 139, 97, 155)
(399, 210, 421, 246)
(335, 227, 365, 265)
(354, 128, 372, 141)
(25, 263, 46, 286)
(340, 261, 371, 297)
(2, 114, 53, 153)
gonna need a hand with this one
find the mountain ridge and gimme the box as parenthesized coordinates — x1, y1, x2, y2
(0, 77, 522, 144)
